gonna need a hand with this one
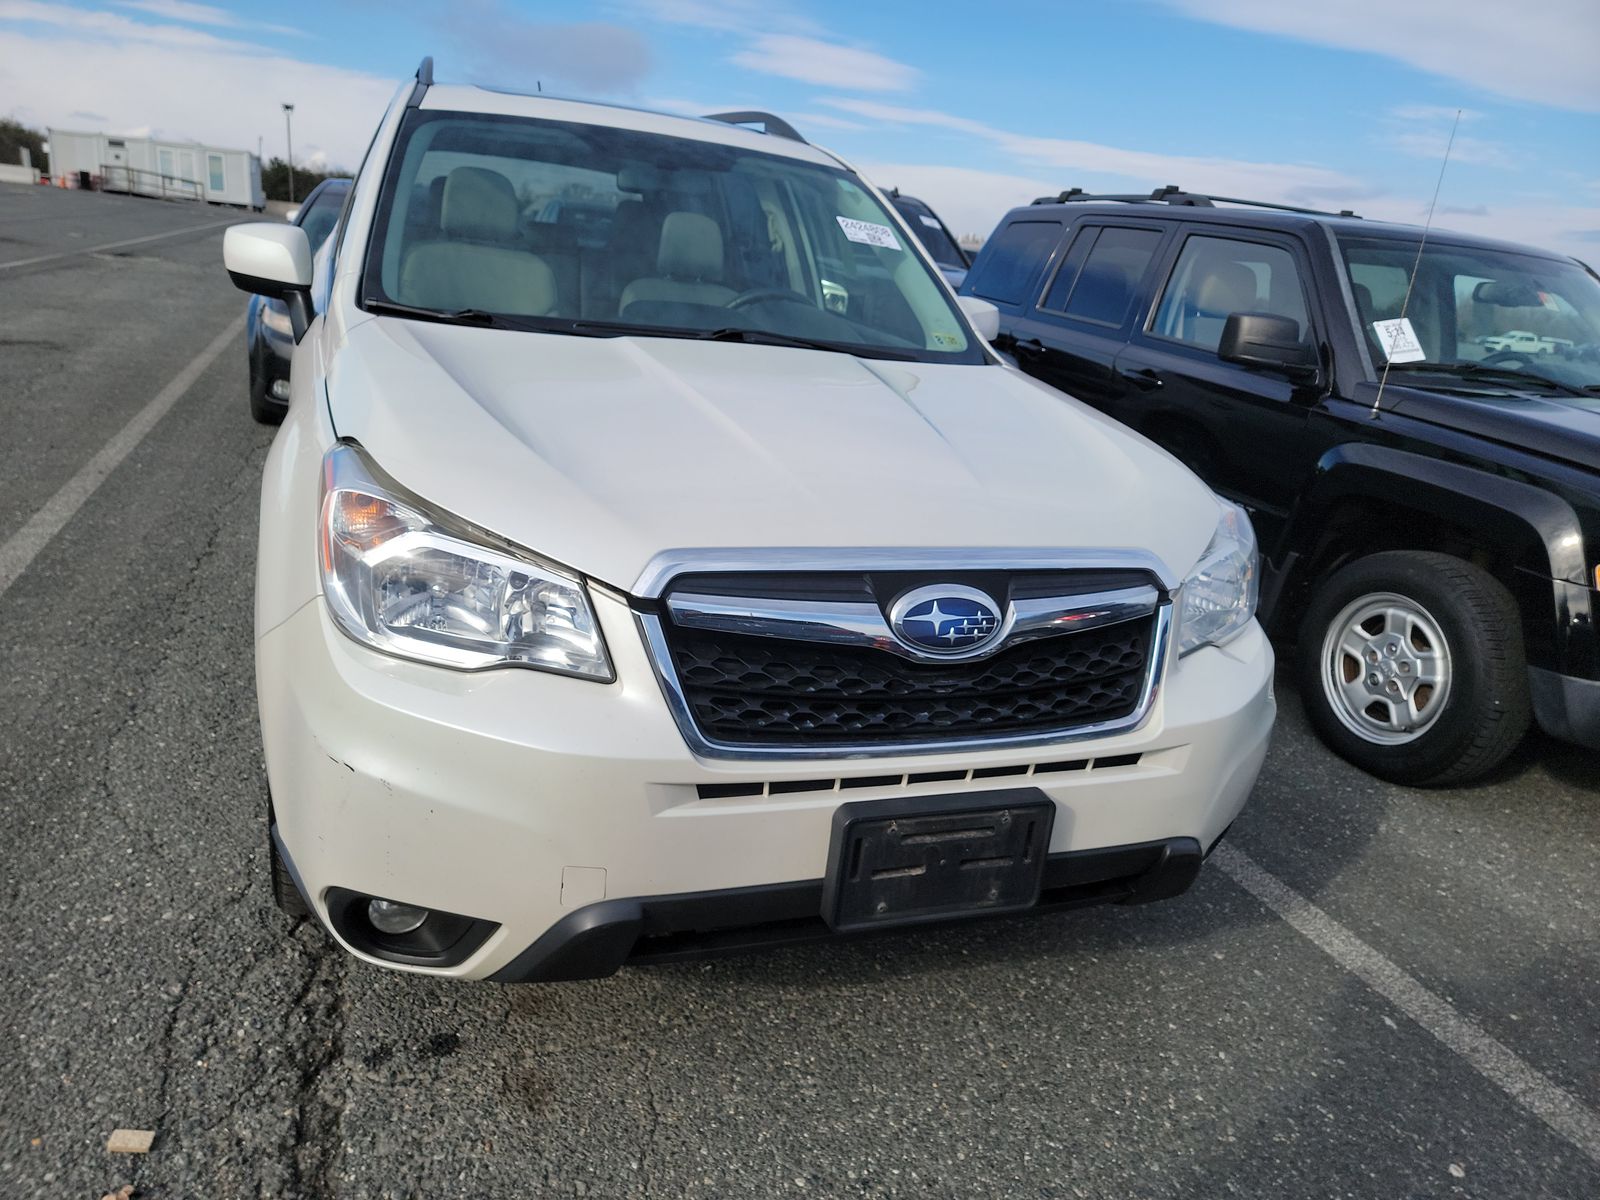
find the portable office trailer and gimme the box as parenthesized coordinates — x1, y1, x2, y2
(46, 129, 264, 209)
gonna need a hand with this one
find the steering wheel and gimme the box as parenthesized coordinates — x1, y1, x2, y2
(1480, 349, 1536, 368)
(725, 288, 811, 311)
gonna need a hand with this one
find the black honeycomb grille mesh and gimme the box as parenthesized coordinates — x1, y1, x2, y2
(666, 619, 1153, 747)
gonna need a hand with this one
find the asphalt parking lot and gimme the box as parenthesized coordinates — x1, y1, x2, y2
(2, 183, 1597, 1200)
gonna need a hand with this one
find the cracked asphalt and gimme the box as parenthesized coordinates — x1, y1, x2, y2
(2, 185, 1598, 1199)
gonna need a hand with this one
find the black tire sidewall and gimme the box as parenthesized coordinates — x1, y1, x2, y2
(1296, 553, 1523, 784)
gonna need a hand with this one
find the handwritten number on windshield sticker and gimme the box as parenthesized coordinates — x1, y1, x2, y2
(1373, 317, 1426, 363)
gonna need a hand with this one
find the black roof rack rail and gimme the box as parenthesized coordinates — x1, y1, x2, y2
(1030, 184, 1359, 219)
(704, 110, 807, 144)
(407, 56, 434, 108)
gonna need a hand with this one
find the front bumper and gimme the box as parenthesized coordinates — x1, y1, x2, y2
(258, 592, 1275, 980)
(1529, 667, 1600, 750)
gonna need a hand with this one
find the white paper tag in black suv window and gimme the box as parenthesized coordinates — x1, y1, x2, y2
(1372, 317, 1426, 363)
(836, 216, 901, 250)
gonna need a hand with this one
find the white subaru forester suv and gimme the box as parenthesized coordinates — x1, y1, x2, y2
(223, 61, 1275, 981)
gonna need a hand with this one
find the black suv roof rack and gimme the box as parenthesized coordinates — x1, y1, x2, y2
(704, 111, 807, 144)
(1030, 184, 1359, 219)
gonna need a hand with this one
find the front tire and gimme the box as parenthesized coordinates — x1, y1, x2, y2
(1296, 551, 1530, 786)
(270, 833, 311, 919)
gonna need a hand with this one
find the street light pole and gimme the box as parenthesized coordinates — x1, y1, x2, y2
(282, 102, 295, 205)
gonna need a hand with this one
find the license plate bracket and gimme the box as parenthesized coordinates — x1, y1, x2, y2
(821, 789, 1055, 933)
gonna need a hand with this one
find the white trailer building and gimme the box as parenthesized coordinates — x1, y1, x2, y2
(46, 129, 264, 209)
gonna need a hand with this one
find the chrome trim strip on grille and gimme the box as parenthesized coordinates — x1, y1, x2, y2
(666, 585, 1160, 664)
(635, 603, 1173, 762)
(631, 547, 1180, 598)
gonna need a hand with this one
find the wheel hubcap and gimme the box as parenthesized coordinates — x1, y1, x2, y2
(1320, 592, 1452, 745)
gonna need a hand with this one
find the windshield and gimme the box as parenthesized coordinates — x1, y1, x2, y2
(1339, 235, 1600, 395)
(298, 183, 348, 250)
(362, 110, 981, 363)
(893, 197, 967, 269)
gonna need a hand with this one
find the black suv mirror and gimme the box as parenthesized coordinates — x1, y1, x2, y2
(1218, 313, 1319, 381)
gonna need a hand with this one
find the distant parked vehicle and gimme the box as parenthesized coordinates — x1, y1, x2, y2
(245, 177, 350, 422)
(887, 189, 971, 288)
(1476, 329, 1574, 356)
(966, 184, 1600, 785)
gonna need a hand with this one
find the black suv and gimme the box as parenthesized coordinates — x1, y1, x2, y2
(965, 186, 1600, 785)
(886, 189, 971, 288)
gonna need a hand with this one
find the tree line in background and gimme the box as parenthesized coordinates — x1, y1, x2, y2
(261, 157, 345, 202)
(1, 118, 46, 169)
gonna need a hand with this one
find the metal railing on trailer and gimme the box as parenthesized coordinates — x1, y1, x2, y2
(97, 164, 204, 202)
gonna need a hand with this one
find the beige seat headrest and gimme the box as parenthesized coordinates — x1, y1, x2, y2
(441, 166, 519, 243)
(657, 211, 724, 281)
(1193, 261, 1258, 315)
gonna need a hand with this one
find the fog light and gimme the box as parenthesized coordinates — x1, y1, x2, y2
(270, 379, 291, 401)
(367, 898, 427, 935)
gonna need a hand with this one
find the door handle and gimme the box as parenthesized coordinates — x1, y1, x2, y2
(1119, 366, 1163, 391)
(1012, 337, 1045, 357)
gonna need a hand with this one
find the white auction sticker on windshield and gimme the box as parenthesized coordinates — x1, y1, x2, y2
(1372, 317, 1426, 363)
(837, 216, 901, 250)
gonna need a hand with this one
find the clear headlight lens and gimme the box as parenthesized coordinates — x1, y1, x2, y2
(1176, 500, 1259, 656)
(318, 444, 612, 679)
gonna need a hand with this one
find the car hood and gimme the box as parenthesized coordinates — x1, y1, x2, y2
(1380, 381, 1600, 471)
(326, 318, 1221, 593)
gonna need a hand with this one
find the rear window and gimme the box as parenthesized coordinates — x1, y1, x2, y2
(967, 220, 1061, 305)
(1041, 226, 1163, 326)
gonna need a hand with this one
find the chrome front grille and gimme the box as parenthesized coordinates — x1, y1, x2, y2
(636, 564, 1171, 760)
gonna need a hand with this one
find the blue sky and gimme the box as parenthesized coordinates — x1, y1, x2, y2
(2, 0, 1597, 256)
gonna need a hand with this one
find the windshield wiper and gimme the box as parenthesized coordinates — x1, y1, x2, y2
(696, 326, 916, 359)
(363, 299, 503, 326)
(1385, 361, 1587, 397)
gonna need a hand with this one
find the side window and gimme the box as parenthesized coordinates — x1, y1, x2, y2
(967, 220, 1061, 305)
(1151, 235, 1310, 352)
(1040, 226, 1163, 326)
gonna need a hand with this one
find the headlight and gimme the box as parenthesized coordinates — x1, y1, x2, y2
(259, 302, 294, 337)
(318, 443, 612, 680)
(1176, 500, 1259, 656)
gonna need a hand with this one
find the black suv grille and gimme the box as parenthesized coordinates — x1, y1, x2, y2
(663, 619, 1154, 747)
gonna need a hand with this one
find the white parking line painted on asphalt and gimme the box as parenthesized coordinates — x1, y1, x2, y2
(0, 316, 244, 599)
(1214, 843, 1600, 1167)
(0, 217, 243, 271)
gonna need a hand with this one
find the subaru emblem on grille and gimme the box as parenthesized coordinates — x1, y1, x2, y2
(889, 585, 1005, 657)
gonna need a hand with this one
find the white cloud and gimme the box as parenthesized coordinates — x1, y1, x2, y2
(440, 2, 654, 96)
(1380, 105, 1515, 169)
(111, 0, 303, 38)
(840, 101, 1598, 260)
(1389, 105, 1481, 124)
(0, 24, 392, 166)
(731, 35, 919, 92)
(1384, 131, 1516, 169)
(0, 0, 258, 50)
(786, 111, 866, 132)
(629, 0, 820, 36)
(1155, 0, 1600, 113)
(825, 98, 1367, 207)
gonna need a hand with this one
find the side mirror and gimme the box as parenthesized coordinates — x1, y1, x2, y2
(957, 294, 1000, 342)
(1218, 312, 1318, 381)
(224, 223, 313, 340)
